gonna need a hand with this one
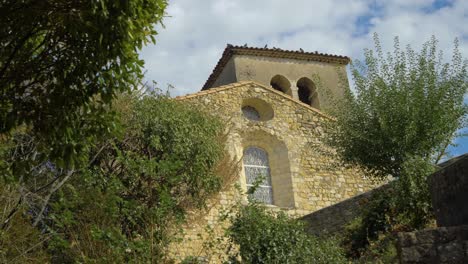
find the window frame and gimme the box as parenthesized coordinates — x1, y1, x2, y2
(243, 146, 274, 205)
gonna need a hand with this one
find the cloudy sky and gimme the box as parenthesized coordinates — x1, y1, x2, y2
(140, 0, 467, 156)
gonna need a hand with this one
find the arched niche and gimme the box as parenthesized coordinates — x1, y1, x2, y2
(241, 130, 294, 208)
(297, 77, 320, 109)
(241, 98, 274, 121)
(270, 75, 292, 97)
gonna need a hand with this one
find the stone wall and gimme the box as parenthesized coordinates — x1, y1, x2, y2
(168, 186, 242, 263)
(301, 183, 391, 236)
(169, 81, 378, 261)
(397, 225, 468, 264)
(429, 154, 468, 227)
(397, 154, 468, 263)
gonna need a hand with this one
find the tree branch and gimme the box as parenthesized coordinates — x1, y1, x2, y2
(0, 24, 39, 79)
(0, 194, 23, 230)
(32, 169, 74, 227)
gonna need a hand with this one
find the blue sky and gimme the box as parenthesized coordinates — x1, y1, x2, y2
(140, 0, 467, 157)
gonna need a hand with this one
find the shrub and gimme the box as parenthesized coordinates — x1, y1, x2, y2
(342, 158, 436, 261)
(45, 93, 226, 262)
(227, 204, 346, 264)
(0, 183, 50, 263)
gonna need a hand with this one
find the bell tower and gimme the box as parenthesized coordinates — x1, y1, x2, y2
(201, 44, 350, 110)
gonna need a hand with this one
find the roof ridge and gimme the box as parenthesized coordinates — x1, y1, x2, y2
(228, 44, 349, 59)
(176, 81, 333, 120)
(202, 44, 350, 90)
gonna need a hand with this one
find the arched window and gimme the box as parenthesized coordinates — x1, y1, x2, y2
(243, 146, 273, 204)
(297, 77, 320, 109)
(270, 75, 292, 97)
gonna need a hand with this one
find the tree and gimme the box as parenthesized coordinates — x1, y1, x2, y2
(2, 92, 228, 262)
(0, 0, 167, 232)
(328, 34, 467, 261)
(0, 0, 168, 167)
(328, 34, 467, 178)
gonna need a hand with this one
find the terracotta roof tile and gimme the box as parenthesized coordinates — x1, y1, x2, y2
(202, 44, 350, 90)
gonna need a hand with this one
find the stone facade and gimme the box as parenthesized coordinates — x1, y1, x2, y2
(169, 81, 378, 261)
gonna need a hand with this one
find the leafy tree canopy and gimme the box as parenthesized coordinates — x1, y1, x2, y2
(328, 34, 467, 178)
(0, 0, 167, 168)
(2, 92, 227, 262)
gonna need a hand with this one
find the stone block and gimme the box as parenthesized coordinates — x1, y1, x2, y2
(399, 243, 437, 263)
(437, 241, 464, 263)
(398, 225, 468, 264)
(397, 232, 418, 247)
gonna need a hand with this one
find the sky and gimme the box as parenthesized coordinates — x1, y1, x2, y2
(139, 0, 468, 157)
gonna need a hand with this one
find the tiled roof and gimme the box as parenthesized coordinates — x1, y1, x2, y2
(202, 44, 350, 90)
(176, 81, 333, 120)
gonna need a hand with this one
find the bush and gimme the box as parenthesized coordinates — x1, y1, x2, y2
(0, 183, 50, 263)
(227, 204, 346, 264)
(341, 190, 395, 259)
(44, 93, 226, 262)
(394, 157, 435, 228)
(342, 159, 436, 261)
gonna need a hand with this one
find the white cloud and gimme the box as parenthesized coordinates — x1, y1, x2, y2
(140, 0, 468, 96)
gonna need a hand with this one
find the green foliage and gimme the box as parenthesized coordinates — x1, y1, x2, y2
(341, 159, 436, 262)
(327, 34, 465, 261)
(394, 157, 436, 228)
(341, 190, 396, 259)
(191, 182, 346, 263)
(354, 233, 398, 264)
(328, 34, 467, 178)
(181, 256, 208, 264)
(0, 93, 226, 262)
(0, 183, 50, 263)
(43, 93, 225, 262)
(1, 0, 168, 245)
(0, 0, 168, 168)
(226, 204, 346, 264)
(112, 93, 225, 210)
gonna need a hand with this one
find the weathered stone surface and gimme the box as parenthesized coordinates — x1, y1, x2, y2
(169, 82, 380, 261)
(399, 243, 437, 263)
(437, 241, 464, 263)
(209, 51, 349, 110)
(429, 154, 468, 227)
(397, 225, 468, 264)
(397, 156, 468, 264)
(301, 183, 391, 236)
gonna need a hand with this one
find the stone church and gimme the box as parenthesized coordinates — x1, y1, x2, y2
(170, 45, 378, 260)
